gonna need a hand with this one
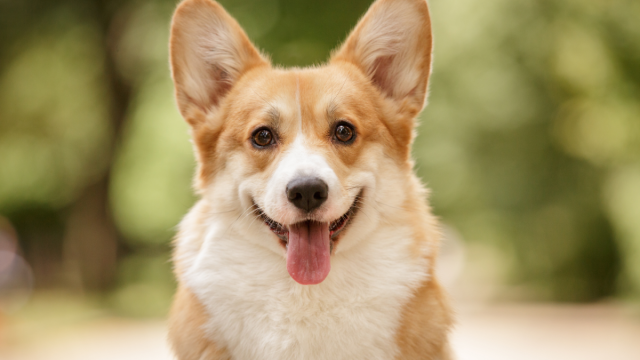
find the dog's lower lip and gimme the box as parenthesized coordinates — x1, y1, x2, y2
(255, 191, 362, 247)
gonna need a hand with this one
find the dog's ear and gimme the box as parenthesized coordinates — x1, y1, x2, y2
(170, 0, 269, 126)
(331, 0, 433, 113)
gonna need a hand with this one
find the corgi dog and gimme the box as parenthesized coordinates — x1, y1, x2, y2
(167, 0, 453, 359)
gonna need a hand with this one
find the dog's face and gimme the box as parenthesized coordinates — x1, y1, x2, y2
(170, 0, 433, 285)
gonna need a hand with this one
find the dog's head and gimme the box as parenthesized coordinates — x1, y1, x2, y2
(170, 0, 433, 285)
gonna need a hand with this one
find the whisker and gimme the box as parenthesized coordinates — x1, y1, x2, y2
(209, 209, 240, 216)
(245, 209, 263, 229)
(250, 87, 273, 108)
(329, 76, 349, 108)
(352, 204, 375, 224)
(222, 204, 259, 235)
(374, 200, 404, 210)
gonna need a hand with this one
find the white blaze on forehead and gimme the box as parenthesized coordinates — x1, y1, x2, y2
(263, 135, 341, 223)
(295, 75, 302, 131)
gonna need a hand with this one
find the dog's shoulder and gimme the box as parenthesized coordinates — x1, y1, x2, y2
(169, 285, 230, 360)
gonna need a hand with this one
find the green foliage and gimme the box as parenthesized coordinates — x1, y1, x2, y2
(1, 0, 639, 310)
(0, 16, 111, 209)
(415, 0, 639, 300)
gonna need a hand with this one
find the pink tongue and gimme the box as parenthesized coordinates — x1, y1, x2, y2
(286, 221, 331, 285)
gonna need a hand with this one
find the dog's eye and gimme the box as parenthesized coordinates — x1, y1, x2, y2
(334, 122, 355, 144)
(252, 127, 275, 148)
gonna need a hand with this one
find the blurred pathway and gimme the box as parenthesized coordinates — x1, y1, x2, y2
(452, 303, 640, 360)
(1, 318, 174, 360)
(1, 303, 639, 360)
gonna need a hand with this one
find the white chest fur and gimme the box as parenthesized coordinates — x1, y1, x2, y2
(181, 219, 429, 360)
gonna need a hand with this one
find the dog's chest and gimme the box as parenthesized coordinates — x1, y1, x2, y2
(182, 225, 427, 360)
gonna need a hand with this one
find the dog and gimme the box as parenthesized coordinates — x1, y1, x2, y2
(167, 0, 453, 358)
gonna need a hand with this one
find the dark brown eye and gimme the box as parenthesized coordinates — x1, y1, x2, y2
(334, 122, 355, 144)
(252, 128, 274, 148)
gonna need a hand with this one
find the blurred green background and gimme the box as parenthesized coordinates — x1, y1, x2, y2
(0, 0, 639, 318)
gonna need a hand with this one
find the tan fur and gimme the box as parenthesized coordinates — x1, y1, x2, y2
(169, 286, 230, 360)
(168, 0, 453, 358)
(393, 167, 453, 358)
(396, 279, 454, 359)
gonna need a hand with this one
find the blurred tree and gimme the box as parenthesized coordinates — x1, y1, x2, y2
(0, 0, 638, 308)
(0, 0, 139, 291)
(414, 0, 637, 300)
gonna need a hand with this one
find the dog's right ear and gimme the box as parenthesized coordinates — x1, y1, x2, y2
(170, 0, 268, 126)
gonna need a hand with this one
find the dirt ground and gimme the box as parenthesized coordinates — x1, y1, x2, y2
(1, 300, 639, 360)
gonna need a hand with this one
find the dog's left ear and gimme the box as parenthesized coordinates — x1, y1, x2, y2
(331, 0, 433, 114)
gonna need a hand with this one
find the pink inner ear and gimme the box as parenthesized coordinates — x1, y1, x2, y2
(170, 0, 270, 119)
(206, 66, 234, 108)
(371, 55, 395, 98)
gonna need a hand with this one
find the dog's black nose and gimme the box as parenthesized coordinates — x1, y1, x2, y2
(286, 177, 328, 212)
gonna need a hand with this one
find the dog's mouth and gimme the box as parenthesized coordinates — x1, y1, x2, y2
(254, 190, 362, 285)
(258, 197, 358, 246)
